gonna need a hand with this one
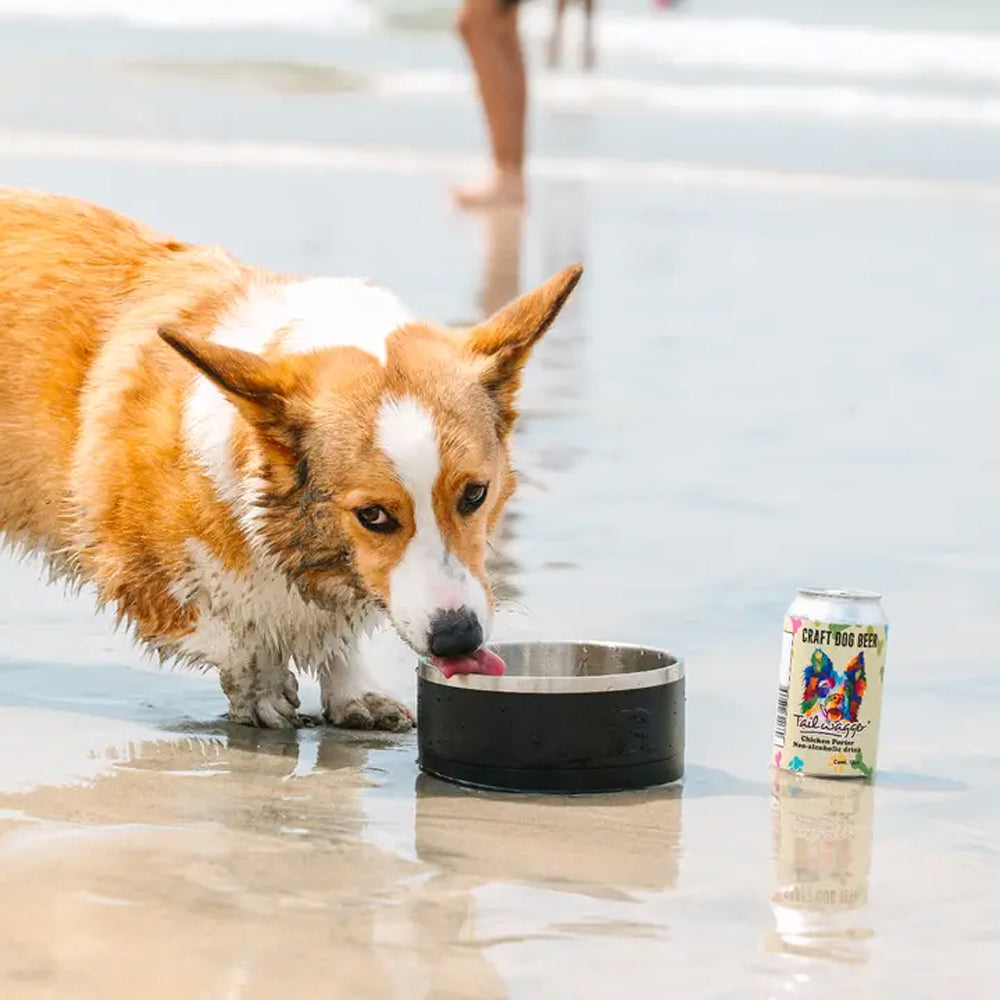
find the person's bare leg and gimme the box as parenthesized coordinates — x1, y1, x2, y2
(454, 0, 526, 208)
(582, 0, 596, 70)
(548, 0, 567, 68)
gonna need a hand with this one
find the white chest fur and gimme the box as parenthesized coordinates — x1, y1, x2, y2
(169, 540, 366, 671)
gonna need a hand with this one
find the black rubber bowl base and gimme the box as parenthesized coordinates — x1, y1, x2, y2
(417, 675, 685, 794)
(418, 752, 684, 794)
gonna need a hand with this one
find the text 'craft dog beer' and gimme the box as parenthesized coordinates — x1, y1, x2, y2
(773, 588, 889, 779)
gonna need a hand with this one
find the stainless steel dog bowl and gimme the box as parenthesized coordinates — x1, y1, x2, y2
(417, 640, 685, 793)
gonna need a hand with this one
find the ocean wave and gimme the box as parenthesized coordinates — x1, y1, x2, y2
(0, 0, 375, 31)
(516, 7, 1000, 85)
(3, 129, 999, 203)
(3, 1, 1000, 86)
(374, 68, 1000, 126)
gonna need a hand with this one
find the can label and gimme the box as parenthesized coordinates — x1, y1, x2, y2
(773, 617, 888, 777)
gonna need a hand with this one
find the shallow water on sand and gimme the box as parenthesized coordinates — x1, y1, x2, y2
(1, 1, 998, 996)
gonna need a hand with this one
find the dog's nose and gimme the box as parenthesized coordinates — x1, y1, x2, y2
(428, 608, 483, 659)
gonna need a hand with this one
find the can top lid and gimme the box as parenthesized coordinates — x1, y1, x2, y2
(797, 586, 882, 601)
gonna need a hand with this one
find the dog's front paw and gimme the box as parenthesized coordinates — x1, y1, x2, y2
(230, 672, 303, 729)
(324, 692, 414, 732)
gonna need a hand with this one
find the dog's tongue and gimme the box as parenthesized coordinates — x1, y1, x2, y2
(432, 647, 506, 679)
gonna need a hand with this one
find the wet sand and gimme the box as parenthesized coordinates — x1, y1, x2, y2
(1, 2, 999, 996)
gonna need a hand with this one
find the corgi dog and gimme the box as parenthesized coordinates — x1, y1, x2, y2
(0, 189, 582, 729)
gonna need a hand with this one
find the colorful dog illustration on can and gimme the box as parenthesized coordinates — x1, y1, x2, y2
(802, 650, 867, 723)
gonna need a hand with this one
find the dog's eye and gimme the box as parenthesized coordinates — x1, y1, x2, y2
(457, 483, 488, 516)
(355, 505, 399, 534)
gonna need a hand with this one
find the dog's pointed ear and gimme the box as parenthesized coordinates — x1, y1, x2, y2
(464, 263, 583, 431)
(159, 324, 300, 437)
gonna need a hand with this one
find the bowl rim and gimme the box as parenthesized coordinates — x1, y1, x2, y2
(418, 638, 685, 694)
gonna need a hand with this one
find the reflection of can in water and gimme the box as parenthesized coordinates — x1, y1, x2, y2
(764, 770, 875, 964)
(773, 588, 888, 779)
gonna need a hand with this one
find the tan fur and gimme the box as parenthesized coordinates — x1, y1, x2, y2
(0, 189, 261, 642)
(0, 187, 581, 724)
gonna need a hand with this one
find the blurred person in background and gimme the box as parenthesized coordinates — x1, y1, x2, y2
(548, 0, 596, 70)
(453, 0, 527, 208)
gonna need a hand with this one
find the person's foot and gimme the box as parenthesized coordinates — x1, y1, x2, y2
(452, 169, 525, 209)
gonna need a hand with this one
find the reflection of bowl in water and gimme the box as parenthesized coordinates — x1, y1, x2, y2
(414, 774, 682, 895)
(417, 640, 685, 793)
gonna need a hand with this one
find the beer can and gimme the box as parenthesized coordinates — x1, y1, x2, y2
(772, 587, 888, 778)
